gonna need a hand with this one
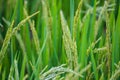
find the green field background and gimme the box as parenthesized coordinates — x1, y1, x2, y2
(0, 0, 120, 80)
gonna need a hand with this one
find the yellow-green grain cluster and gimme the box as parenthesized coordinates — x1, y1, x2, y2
(60, 11, 78, 69)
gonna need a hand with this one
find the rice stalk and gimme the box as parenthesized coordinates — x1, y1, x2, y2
(8, 64, 14, 80)
(14, 60, 19, 80)
(0, 23, 3, 28)
(2, 17, 10, 26)
(23, 74, 28, 80)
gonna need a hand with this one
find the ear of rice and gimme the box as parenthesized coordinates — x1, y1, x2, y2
(0, 11, 39, 63)
(60, 10, 78, 69)
(24, 8, 40, 55)
(8, 63, 14, 80)
(110, 62, 120, 80)
(73, 0, 83, 40)
(0, 21, 14, 63)
(40, 64, 83, 80)
(105, 1, 112, 79)
(12, 11, 40, 34)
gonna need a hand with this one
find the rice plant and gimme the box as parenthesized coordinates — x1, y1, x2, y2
(0, 0, 120, 80)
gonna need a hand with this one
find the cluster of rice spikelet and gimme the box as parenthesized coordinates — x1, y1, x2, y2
(60, 11, 78, 69)
(0, 21, 14, 63)
(73, 0, 83, 40)
(24, 8, 40, 55)
(0, 11, 39, 63)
